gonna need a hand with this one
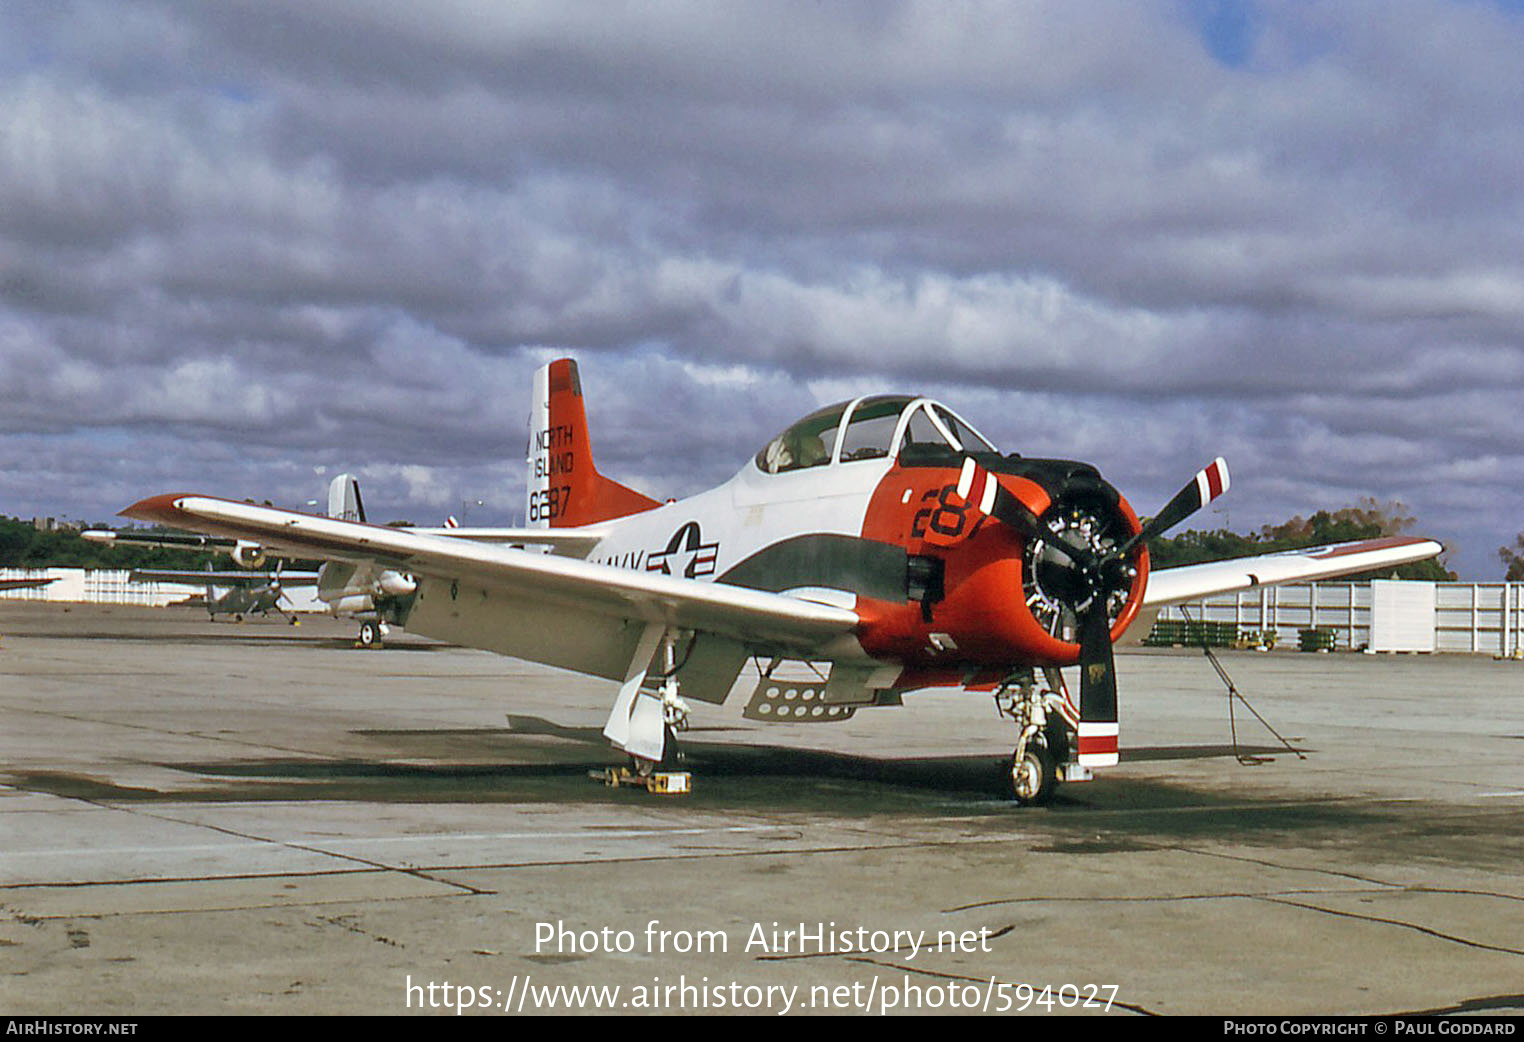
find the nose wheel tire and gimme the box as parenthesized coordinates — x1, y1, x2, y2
(1005, 742, 1056, 806)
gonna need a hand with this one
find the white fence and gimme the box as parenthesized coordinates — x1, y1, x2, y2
(1157, 581, 1524, 656)
(0, 568, 324, 612)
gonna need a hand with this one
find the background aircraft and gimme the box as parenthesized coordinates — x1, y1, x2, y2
(0, 577, 57, 591)
(83, 526, 316, 624)
(127, 564, 319, 623)
(311, 473, 414, 647)
(120, 359, 1441, 803)
(319, 470, 619, 646)
(90, 475, 511, 646)
(88, 490, 382, 638)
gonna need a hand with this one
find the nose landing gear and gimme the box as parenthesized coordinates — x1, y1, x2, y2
(995, 668, 1084, 806)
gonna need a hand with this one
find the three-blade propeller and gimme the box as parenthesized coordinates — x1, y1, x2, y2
(956, 456, 1230, 763)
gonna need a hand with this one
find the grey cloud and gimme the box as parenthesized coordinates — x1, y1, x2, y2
(2, 1, 1522, 577)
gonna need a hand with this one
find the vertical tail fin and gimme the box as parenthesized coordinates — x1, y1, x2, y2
(527, 359, 660, 528)
(327, 473, 366, 522)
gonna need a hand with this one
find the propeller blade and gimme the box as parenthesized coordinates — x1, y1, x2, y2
(956, 458, 1101, 571)
(955, 457, 1013, 524)
(1121, 457, 1230, 555)
(1076, 603, 1119, 767)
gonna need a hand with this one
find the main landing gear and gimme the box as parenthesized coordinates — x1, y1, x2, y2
(593, 723, 692, 796)
(356, 620, 389, 648)
(614, 685, 693, 795)
(595, 627, 693, 795)
(994, 668, 1085, 806)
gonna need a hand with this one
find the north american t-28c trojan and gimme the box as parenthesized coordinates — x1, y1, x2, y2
(122, 359, 1442, 803)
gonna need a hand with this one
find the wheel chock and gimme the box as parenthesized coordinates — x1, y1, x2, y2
(588, 767, 692, 795)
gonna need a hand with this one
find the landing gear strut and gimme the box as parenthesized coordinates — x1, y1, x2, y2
(624, 663, 691, 782)
(595, 628, 693, 795)
(994, 668, 1080, 806)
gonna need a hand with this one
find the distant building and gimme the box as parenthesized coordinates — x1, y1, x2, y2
(30, 517, 82, 532)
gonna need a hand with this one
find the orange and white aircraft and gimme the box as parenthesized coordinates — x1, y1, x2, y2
(122, 359, 1442, 803)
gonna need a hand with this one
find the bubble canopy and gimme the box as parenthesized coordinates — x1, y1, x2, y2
(754, 395, 996, 475)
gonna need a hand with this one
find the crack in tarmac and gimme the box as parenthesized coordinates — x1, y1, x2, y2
(1256, 896, 1524, 957)
(6, 788, 497, 898)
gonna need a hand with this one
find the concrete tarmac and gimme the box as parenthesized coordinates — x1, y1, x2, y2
(2, 602, 1522, 1016)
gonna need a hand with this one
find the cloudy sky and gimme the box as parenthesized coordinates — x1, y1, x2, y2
(3, 0, 1521, 578)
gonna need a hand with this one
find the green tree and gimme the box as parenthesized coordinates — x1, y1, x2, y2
(1500, 534, 1524, 581)
(0, 517, 218, 571)
(1148, 498, 1453, 581)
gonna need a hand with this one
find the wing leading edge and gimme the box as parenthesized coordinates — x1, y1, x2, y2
(121, 494, 861, 657)
(402, 526, 606, 558)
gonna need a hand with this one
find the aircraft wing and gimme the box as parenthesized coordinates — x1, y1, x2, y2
(402, 526, 606, 558)
(121, 495, 860, 655)
(89, 524, 604, 559)
(129, 569, 322, 587)
(1142, 536, 1445, 607)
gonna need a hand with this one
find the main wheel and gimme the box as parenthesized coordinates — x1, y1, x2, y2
(627, 728, 682, 776)
(358, 621, 381, 648)
(1005, 741, 1056, 806)
(629, 726, 682, 775)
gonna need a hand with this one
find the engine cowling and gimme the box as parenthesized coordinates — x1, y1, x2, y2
(856, 453, 1149, 670)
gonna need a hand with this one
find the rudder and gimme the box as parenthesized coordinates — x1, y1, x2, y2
(326, 473, 367, 522)
(527, 359, 659, 528)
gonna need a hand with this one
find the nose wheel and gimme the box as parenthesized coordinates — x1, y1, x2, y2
(1006, 742, 1056, 805)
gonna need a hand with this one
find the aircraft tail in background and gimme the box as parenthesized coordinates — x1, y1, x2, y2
(327, 473, 366, 522)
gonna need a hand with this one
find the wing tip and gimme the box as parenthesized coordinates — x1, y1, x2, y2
(119, 493, 192, 525)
